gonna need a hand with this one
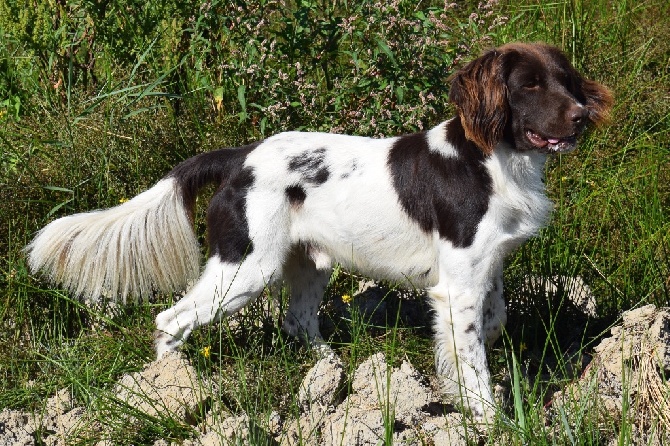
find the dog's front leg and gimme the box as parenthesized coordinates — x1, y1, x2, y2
(430, 282, 495, 423)
(483, 265, 507, 346)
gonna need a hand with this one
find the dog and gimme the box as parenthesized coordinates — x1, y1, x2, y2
(27, 42, 613, 421)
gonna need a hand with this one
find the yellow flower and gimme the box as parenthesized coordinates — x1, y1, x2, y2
(200, 346, 211, 359)
(119, 197, 129, 203)
(342, 294, 352, 304)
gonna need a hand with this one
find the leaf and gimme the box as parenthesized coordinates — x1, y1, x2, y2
(237, 85, 247, 112)
(213, 86, 224, 112)
(395, 86, 405, 104)
(237, 85, 247, 122)
(45, 198, 74, 219)
(42, 186, 74, 193)
(42, 185, 74, 219)
(122, 104, 166, 119)
(511, 351, 526, 431)
(375, 38, 398, 67)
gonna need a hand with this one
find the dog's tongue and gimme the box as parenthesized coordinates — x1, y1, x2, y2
(526, 130, 549, 148)
(526, 130, 565, 148)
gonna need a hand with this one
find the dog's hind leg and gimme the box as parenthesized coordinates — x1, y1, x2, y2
(154, 252, 283, 358)
(281, 248, 331, 354)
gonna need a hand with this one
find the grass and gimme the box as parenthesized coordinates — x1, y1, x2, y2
(1, 0, 669, 444)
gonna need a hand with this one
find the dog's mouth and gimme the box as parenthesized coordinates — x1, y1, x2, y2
(525, 129, 578, 153)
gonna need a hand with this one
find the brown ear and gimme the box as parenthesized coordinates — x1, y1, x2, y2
(449, 49, 508, 155)
(581, 78, 614, 126)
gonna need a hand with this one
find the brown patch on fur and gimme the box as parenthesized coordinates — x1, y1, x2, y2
(449, 49, 507, 155)
(582, 78, 614, 125)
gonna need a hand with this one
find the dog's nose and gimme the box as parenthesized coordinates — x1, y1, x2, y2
(568, 104, 588, 124)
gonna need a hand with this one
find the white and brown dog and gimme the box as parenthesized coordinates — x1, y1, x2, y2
(27, 43, 613, 421)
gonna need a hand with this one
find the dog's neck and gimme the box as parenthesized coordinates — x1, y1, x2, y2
(484, 141, 553, 241)
(492, 142, 548, 189)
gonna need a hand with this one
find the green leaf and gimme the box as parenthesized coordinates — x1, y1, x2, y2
(511, 351, 526, 431)
(237, 85, 247, 122)
(375, 38, 398, 67)
(237, 85, 247, 112)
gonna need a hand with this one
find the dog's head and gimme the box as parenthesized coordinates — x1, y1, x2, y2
(449, 42, 613, 155)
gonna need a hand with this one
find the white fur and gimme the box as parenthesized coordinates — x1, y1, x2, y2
(26, 179, 200, 302)
(27, 123, 553, 423)
(427, 121, 459, 158)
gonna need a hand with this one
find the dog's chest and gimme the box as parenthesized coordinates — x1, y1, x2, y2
(480, 149, 553, 251)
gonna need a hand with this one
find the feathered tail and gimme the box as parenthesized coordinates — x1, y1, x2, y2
(26, 178, 200, 302)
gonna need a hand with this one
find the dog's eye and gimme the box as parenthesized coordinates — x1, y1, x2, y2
(522, 78, 540, 89)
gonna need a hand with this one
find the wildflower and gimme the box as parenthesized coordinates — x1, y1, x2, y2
(200, 346, 211, 359)
(119, 198, 129, 203)
(342, 294, 352, 304)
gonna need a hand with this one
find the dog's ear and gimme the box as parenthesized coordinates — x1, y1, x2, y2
(449, 49, 508, 155)
(580, 78, 614, 126)
(552, 46, 614, 127)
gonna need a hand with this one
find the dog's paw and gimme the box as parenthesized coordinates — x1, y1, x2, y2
(154, 330, 179, 359)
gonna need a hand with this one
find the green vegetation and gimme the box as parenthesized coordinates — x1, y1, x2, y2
(1, 0, 668, 444)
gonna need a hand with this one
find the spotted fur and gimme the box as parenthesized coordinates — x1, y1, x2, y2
(26, 43, 613, 422)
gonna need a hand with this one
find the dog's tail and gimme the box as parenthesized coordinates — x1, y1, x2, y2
(25, 177, 201, 302)
(27, 145, 257, 302)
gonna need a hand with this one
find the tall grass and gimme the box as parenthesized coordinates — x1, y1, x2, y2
(1, 0, 668, 444)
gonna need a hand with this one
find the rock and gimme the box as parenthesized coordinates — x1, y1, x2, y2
(42, 407, 87, 446)
(279, 416, 319, 446)
(113, 352, 211, 423)
(351, 353, 431, 425)
(319, 353, 434, 445)
(0, 409, 35, 446)
(552, 305, 670, 443)
(267, 410, 283, 437)
(388, 361, 432, 424)
(45, 388, 73, 416)
(320, 406, 386, 446)
(350, 352, 388, 403)
(187, 414, 251, 446)
(298, 354, 345, 419)
(0, 390, 90, 446)
(422, 413, 472, 446)
(185, 410, 286, 446)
